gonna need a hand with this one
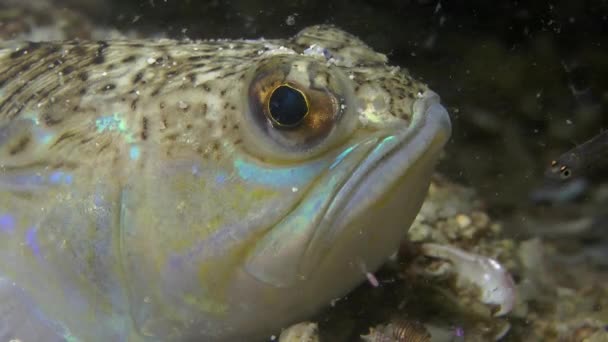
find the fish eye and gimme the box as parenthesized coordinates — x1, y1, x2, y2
(266, 84, 309, 128)
(560, 167, 571, 179)
(241, 56, 357, 161)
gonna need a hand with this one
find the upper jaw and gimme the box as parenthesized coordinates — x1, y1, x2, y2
(299, 90, 452, 276)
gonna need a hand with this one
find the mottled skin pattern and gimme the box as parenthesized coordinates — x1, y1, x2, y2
(0, 26, 450, 341)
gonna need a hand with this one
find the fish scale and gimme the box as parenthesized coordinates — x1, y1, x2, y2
(0, 26, 450, 341)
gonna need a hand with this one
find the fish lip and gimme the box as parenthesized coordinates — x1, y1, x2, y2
(300, 89, 451, 275)
(331, 89, 452, 225)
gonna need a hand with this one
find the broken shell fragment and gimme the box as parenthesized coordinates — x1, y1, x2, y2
(420, 243, 516, 316)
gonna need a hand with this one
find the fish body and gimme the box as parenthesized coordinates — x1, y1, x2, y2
(0, 26, 451, 341)
(531, 129, 608, 203)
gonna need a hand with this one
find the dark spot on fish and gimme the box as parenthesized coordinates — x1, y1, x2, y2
(93, 55, 105, 65)
(122, 55, 137, 63)
(131, 99, 138, 110)
(167, 70, 178, 78)
(93, 41, 108, 64)
(78, 71, 89, 81)
(52, 132, 77, 147)
(232, 124, 239, 130)
(132, 72, 144, 84)
(166, 133, 179, 141)
(79, 88, 87, 95)
(16, 61, 33, 74)
(42, 113, 62, 127)
(98, 142, 110, 152)
(223, 103, 229, 109)
(9, 135, 31, 155)
(160, 102, 166, 109)
(62, 65, 75, 75)
(70, 44, 86, 57)
(220, 89, 227, 96)
(218, 70, 240, 79)
(141, 117, 148, 140)
(323, 73, 331, 85)
(187, 73, 197, 83)
(202, 83, 211, 92)
(204, 66, 222, 74)
(186, 124, 192, 129)
(80, 137, 94, 144)
(106, 64, 115, 71)
(45, 43, 60, 55)
(188, 55, 208, 62)
(51, 59, 63, 68)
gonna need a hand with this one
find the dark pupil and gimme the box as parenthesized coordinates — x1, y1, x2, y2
(268, 85, 308, 127)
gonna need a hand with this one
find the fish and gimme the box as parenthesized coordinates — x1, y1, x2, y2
(531, 129, 608, 203)
(0, 25, 451, 341)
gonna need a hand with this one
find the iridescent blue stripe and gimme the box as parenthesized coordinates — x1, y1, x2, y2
(25, 226, 41, 258)
(0, 213, 15, 233)
(234, 157, 326, 188)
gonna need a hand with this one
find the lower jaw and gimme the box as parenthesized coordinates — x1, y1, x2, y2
(327, 129, 447, 249)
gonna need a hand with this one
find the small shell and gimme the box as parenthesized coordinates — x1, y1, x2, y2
(420, 243, 516, 316)
(391, 320, 431, 342)
(361, 320, 431, 342)
(278, 321, 319, 342)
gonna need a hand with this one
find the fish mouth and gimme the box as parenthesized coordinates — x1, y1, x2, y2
(299, 89, 452, 276)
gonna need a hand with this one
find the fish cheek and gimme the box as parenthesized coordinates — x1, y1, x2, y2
(117, 157, 314, 337)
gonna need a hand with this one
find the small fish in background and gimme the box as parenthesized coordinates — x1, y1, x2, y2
(527, 129, 608, 269)
(530, 129, 608, 204)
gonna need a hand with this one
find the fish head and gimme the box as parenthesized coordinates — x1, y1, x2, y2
(530, 152, 587, 203)
(120, 26, 451, 339)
